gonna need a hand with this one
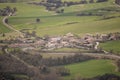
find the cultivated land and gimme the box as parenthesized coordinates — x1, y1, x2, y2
(64, 59, 120, 80)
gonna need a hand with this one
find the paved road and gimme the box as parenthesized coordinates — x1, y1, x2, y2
(2, 13, 24, 37)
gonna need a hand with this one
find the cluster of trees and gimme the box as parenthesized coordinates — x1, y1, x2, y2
(30, 0, 108, 13)
(0, 0, 17, 3)
(22, 31, 37, 38)
(42, 0, 94, 11)
(41, 54, 95, 66)
(115, 0, 120, 5)
(77, 7, 120, 17)
(0, 6, 17, 16)
(96, 0, 108, 3)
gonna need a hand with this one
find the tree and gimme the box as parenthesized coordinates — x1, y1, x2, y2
(36, 18, 40, 23)
(5, 18, 8, 23)
(2, 33, 5, 37)
(61, 9, 64, 13)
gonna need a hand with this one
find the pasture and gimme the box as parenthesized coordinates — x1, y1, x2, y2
(100, 40, 120, 54)
(64, 59, 120, 80)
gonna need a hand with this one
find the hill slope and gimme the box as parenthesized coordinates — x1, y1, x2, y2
(0, 0, 120, 36)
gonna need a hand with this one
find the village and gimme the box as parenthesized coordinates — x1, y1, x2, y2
(0, 32, 120, 52)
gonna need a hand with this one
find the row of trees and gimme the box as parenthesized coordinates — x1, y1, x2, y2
(96, 0, 108, 2)
(77, 12, 103, 16)
(9, 50, 95, 67)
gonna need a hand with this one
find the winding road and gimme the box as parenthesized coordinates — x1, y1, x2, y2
(46, 52, 120, 60)
(2, 13, 24, 37)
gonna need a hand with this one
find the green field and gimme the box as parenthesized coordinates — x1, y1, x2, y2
(40, 53, 74, 58)
(100, 40, 120, 54)
(64, 59, 120, 80)
(0, 16, 11, 33)
(0, 0, 120, 37)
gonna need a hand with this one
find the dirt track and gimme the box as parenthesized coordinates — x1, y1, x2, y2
(47, 52, 120, 60)
(2, 13, 24, 37)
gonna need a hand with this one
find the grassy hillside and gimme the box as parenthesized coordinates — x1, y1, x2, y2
(100, 40, 120, 54)
(64, 59, 120, 80)
(0, 0, 120, 37)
